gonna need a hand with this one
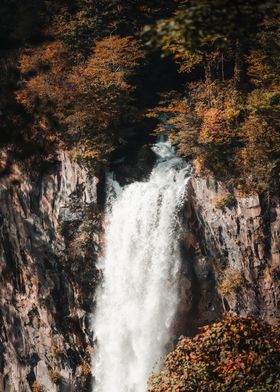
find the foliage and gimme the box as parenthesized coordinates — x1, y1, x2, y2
(217, 267, 243, 305)
(31, 381, 46, 392)
(148, 81, 244, 181)
(1, 0, 280, 192)
(238, 9, 280, 192)
(71, 209, 102, 256)
(48, 370, 62, 384)
(80, 345, 94, 384)
(51, 0, 177, 54)
(240, 114, 280, 192)
(213, 194, 236, 211)
(145, 0, 277, 78)
(148, 316, 280, 392)
(80, 361, 91, 382)
(145, 1, 280, 193)
(146, 93, 200, 158)
(51, 345, 64, 357)
(16, 35, 144, 164)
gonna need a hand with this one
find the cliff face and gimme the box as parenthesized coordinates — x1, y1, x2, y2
(179, 176, 280, 333)
(0, 148, 279, 391)
(0, 151, 99, 392)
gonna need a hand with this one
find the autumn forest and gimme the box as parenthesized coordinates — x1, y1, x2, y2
(0, 1, 280, 391)
(0, 0, 279, 192)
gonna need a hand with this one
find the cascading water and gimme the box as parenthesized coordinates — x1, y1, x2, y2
(92, 141, 191, 392)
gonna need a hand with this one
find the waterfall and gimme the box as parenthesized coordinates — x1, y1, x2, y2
(92, 141, 191, 392)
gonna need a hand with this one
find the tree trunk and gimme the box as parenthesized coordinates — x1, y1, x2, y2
(204, 58, 212, 84)
(204, 57, 213, 104)
(234, 40, 244, 88)
(221, 54, 225, 82)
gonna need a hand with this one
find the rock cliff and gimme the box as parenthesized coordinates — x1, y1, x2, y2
(0, 148, 279, 391)
(178, 176, 279, 335)
(0, 150, 99, 391)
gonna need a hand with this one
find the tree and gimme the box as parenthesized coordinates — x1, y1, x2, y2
(146, 0, 278, 83)
(145, 0, 280, 192)
(16, 35, 144, 163)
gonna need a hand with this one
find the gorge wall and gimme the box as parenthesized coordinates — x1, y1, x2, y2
(0, 150, 99, 391)
(0, 148, 279, 391)
(179, 176, 280, 334)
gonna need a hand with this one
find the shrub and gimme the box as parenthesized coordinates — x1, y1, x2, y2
(80, 361, 91, 382)
(212, 193, 236, 210)
(51, 345, 64, 357)
(72, 220, 98, 254)
(48, 370, 62, 384)
(218, 267, 243, 304)
(31, 381, 46, 392)
(148, 316, 280, 392)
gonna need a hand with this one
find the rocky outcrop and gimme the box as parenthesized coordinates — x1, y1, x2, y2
(179, 176, 280, 332)
(0, 145, 279, 391)
(112, 145, 157, 185)
(0, 150, 99, 392)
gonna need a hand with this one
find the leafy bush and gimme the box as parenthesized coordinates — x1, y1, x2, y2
(31, 381, 46, 392)
(48, 370, 62, 385)
(217, 267, 243, 305)
(212, 193, 236, 210)
(148, 316, 280, 392)
(72, 221, 96, 254)
(77, 345, 94, 387)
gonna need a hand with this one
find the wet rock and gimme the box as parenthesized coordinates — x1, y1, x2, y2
(113, 145, 157, 185)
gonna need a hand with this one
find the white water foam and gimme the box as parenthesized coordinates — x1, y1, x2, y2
(92, 141, 191, 392)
